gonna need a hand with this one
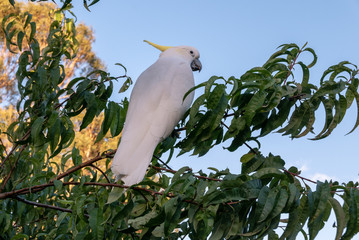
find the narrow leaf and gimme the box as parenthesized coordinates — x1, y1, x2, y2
(328, 197, 345, 240)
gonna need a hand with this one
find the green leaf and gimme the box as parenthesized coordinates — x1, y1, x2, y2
(187, 95, 206, 129)
(49, 118, 61, 153)
(31, 117, 45, 142)
(10, 234, 29, 240)
(80, 99, 98, 130)
(252, 167, 283, 180)
(209, 217, 227, 240)
(284, 183, 300, 212)
(341, 189, 358, 239)
(17, 31, 24, 51)
(240, 152, 255, 163)
(207, 85, 226, 110)
(223, 116, 246, 141)
(107, 187, 123, 204)
(119, 77, 132, 93)
(280, 196, 305, 240)
(308, 182, 330, 240)
(346, 85, 359, 134)
(29, 22, 36, 42)
(89, 207, 105, 239)
(310, 181, 330, 223)
(56, 212, 68, 228)
(164, 197, 183, 236)
(183, 81, 206, 102)
(313, 81, 346, 98)
(103, 101, 117, 135)
(297, 61, 310, 87)
(71, 147, 82, 166)
(303, 47, 318, 68)
(88, 0, 100, 7)
(269, 188, 289, 218)
(310, 98, 333, 140)
(277, 104, 304, 136)
(244, 91, 267, 124)
(242, 154, 265, 174)
(258, 187, 279, 222)
(327, 197, 345, 240)
(294, 102, 315, 138)
(205, 76, 225, 96)
(53, 179, 63, 191)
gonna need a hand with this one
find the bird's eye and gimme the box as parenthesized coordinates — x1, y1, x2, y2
(190, 50, 194, 55)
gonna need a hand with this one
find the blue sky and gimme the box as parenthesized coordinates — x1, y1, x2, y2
(70, 1, 359, 238)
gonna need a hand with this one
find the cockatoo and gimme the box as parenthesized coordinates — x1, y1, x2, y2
(111, 40, 202, 186)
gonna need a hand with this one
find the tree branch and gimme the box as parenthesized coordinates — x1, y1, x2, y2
(0, 145, 26, 192)
(0, 180, 200, 205)
(53, 150, 115, 182)
(14, 196, 73, 214)
(283, 46, 304, 85)
(283, 169, 317, 184)
(0, 129, 30, 169)
(153, 155, 172, 170)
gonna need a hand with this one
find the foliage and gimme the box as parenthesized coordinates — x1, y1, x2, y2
(176, 43, 359, 156)
(1, 1, 359, 239)
(0, 0, 104, 102)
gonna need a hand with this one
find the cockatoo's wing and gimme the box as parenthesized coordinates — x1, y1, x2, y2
(111, 42, 201, 186)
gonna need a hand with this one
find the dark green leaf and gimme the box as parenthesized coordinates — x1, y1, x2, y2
(31, 117, 45, 142)
(119, 77, 132, 93)
(346, 85, 359, 134)
(327, 197, 345, 240)
(16, 31, 24, 51)
(244, 91, 267, 124)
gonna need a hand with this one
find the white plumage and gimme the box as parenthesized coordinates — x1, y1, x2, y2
(111, 41, 202, 186)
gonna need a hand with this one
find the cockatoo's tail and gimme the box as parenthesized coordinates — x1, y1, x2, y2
(144, 40, 172, 52)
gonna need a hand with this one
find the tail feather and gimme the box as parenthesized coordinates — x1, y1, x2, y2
(111, 132, 160, 186)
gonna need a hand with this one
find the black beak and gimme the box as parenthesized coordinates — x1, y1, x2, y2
(191, 59, 202, 72)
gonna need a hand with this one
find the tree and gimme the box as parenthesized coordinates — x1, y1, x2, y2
(1, 1, 359, 239)
(0, 0, 117, 169)
(0, 0, 104, 102)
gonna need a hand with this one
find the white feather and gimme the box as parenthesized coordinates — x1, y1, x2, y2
(111, 46, 200, 186)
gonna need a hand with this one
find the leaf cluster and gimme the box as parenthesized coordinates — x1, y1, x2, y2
(176, 43, 359, 157)
(0, 0, 105, 102)
(1, 1, 359, 239)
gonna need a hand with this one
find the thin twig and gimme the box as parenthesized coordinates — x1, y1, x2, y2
(153, 155, 172, 170)
(0, 145, 26, 192)
(0, 181, 128, 200)
(220, 121, 258, 155)
(283, 50, 302, 85)
(151, 165, 178, 174)
(0, 129, 30, 169)
(223, 112, 236, 119)
(0, 138, 8, 156)
(151, 166, 222, 182)
(133, 188, 151, 203)
(89, 164, 111, 183)
(283, 169, 317, 184)
(14, 196, 73, 214)
(53, 150, 115, 182)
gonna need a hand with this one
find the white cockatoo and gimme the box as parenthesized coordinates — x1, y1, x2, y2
(111, 40, 202, 186)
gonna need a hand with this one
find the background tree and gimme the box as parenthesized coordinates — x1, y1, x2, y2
(0, 0, 104, 102)
(1, 1, 359, 239)
(0, 0, 119, 169)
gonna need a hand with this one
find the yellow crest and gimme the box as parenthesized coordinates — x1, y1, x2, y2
(144, 40, 172, 52)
